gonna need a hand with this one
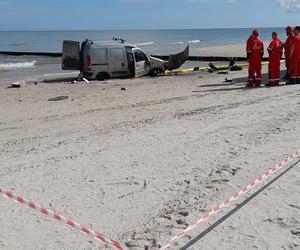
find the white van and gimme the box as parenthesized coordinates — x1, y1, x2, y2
(62, 38, 170, 80)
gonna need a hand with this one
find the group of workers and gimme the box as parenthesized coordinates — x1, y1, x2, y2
(246, 26, 300, 87)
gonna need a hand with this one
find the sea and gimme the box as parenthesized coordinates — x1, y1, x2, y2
(0, 28, 287, 83)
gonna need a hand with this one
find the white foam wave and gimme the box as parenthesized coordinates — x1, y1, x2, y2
(0, 61, 36, 69)
(188, 40, 200, 44)
(134, 42, 155, 46)
(171, 40, 200, 45)
(171, 41, 185, 45)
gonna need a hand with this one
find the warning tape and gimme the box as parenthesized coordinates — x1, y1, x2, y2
(0, 188, 124, 250)
(1, 150, 299, 249)
(160, 150, 300, 249)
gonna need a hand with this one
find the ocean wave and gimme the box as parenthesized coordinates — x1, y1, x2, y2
(134, 42, 155, 46)
(171, 41, 185, 45)
(188, 40, 200, 44)
(171, 40, 200, 45)
(0, 61, 36, 69)
(6, 42, 32, 47)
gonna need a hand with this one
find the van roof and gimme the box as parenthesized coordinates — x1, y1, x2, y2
(91, 40, 136, 48)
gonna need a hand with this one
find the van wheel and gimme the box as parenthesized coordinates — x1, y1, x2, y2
(150, 68, 163, 77)
(96, 72, 109, 81)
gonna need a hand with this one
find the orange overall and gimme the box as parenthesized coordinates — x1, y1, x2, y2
(290, 35, 300, 83)
(268, 38, 283, 85)
(285, 34, 294, 72)
(247, 38, 264, 86)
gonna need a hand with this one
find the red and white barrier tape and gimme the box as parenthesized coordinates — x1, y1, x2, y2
(160, 150, 300, 249)
(0, 188, 124, 250)
(1, 151, 299, 249)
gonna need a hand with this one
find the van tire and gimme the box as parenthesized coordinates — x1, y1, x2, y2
(96, 72, 109, 81)
(150, 68, 163, 77)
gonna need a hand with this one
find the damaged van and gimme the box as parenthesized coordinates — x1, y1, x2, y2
(62, 38, 189, 80)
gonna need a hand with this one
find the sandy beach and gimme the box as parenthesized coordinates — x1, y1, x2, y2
(0, 50, 300, 250)
(193, 43, 272, 57)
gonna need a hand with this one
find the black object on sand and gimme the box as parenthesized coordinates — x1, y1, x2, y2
(230, 65, 243, 71)
(10, 84, 21, 88)
(121, 87, 127, 91)
(225, 78, 233, 82)
(208, 62, 218, 71)
(47, 96, 69, 102)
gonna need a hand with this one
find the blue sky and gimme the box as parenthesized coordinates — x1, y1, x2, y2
(0, 0, 300, 30)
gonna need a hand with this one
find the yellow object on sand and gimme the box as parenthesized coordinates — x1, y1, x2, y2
(165, 60, 284, 75)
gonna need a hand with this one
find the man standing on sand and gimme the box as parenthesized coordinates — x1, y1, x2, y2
(289, 26, 300, 85)
(284, 26, 294, 80)
(247, 30, 264, 87)
(267, 32, 283, 86)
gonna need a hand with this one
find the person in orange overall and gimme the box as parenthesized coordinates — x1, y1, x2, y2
(246, 34, 253, 52)
(267, 32, 283, 86)
(289, 26, 300, 85)
(247, 30, 264, 87)
(284, 26, 294, 79)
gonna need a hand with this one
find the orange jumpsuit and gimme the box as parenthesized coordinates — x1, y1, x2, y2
(268, 38, 283, 85)
(246, 36, 253, 51)
(285, 34, 294, 73)
(290, 35, 300, 83)
(247, 38, 264, 87)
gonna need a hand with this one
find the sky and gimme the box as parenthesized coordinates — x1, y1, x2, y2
(0, 0, 300, 31)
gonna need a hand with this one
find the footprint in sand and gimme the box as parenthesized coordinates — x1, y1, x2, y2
(106, 176, 147, 199)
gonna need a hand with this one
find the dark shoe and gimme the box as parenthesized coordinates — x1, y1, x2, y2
(286, 81, 296, 85)
(287, 78, 296, 85)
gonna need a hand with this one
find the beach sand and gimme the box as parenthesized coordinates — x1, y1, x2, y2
(0, 48, 299, 250)
(192, 42, 271, 57)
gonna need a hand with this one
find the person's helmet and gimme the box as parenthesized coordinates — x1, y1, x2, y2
(252, 30, 259, 37)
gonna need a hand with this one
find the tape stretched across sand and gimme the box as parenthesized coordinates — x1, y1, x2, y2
(160, 150, 300, 249)
(0, 150, 299, 250)
(0, 188, 124, 250)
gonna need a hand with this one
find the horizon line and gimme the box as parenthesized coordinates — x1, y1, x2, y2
(0, 26, 286, 32)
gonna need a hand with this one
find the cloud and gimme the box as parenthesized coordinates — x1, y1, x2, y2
(187, 0, 300, 12)
(278, 0, 300, 11)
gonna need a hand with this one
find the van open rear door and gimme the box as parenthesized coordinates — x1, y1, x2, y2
(62, 40, 80, 70)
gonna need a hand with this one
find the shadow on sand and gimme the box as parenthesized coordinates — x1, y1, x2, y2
(193, 71, 288, 93)
(179, 159, 300, 250)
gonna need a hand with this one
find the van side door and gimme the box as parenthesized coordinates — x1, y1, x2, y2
(133, 48, 151, 78)
(109, 48, 128, 77)
(62, 40, 80, 70)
